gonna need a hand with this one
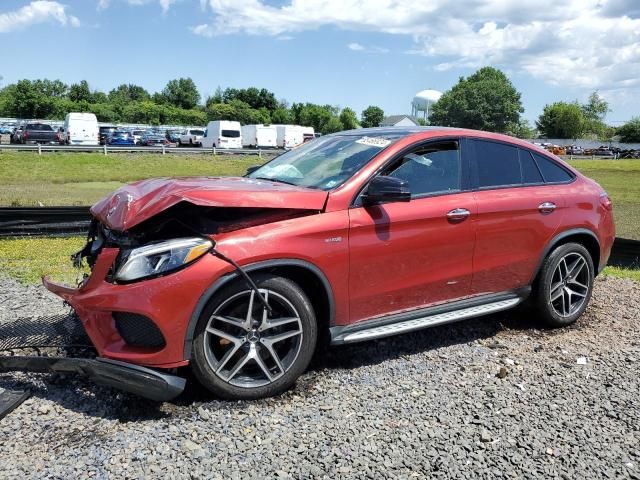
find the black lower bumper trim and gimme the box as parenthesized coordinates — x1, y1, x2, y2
(0, 356, 185, 402)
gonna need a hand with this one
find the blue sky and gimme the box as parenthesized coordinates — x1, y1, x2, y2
(1, 0, 639, 125)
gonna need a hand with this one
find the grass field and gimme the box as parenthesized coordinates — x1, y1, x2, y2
(1, 154, 637, 239)
(0, 151, 263, 206)
(0, 236, 637, 286)
(567, 159, 640, 240)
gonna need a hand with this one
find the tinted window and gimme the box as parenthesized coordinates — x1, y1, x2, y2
(475, 140, 520, 188)
(387, 141, 460, 197)
(533, 153, 573, 183)
(520, 150, 544, 184)
(221, 129, 240, 138)
(190, 129, 205, 135)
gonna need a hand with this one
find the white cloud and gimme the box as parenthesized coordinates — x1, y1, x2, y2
(193, 0, 640, 93)
(348, 42, 388, 53)
(0, 1, 80, 33)
(98, 0, 178, 13)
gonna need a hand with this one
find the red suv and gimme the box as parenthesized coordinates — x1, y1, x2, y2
(43, 127, 615, 400)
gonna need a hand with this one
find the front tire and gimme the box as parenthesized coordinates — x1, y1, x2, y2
(532, 242, 594, 327)
(191, 274, 317, 400)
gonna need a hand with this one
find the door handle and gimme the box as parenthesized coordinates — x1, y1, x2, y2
(538, 202, 557, 214)
(446, 208, 471, 222)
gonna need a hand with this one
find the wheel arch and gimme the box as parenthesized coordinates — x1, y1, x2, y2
(183, 259, 335, 360)
(531, 228, 601, 285)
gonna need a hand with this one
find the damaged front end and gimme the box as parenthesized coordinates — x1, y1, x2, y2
(2, 177, 327, 402)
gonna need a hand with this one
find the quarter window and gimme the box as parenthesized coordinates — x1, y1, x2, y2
(475, 140, 520, 188)
(386, 141, 461, 197)
(520, 150, 544, 184)
(533, 153, 573, 183)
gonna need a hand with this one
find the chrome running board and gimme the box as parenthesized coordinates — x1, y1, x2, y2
(331, 296, 523, 345)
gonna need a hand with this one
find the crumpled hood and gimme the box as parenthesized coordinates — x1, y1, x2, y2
(91, 177, 328, 231)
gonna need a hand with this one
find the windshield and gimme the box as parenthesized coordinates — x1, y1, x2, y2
(247, 134, 398, 190)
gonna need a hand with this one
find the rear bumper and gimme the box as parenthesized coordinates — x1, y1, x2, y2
(0, 356, 185, 402)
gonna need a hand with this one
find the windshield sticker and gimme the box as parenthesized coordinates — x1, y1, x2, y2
(355, 137, 391, 148)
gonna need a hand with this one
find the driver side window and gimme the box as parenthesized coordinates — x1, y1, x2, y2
(385, 140, 461, 197)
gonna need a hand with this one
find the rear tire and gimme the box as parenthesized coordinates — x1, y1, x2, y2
(191, 274, 317, 400)
(532, 242, 594, 327)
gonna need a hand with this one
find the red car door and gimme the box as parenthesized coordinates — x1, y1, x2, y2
(348, 139, 477, 323)
(470, 140, 568, 294)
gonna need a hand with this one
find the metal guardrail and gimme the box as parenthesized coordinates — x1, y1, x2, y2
(0, 144, 283, 157)
(0, 207, 90, 237)
(1, 207, 639, 269)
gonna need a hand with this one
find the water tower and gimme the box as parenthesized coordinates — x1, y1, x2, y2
(411, 89, 443, 123)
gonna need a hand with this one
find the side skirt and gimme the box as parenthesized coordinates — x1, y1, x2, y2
(330, 289, 530, 345)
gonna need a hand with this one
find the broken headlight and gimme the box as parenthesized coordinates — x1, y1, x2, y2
(114, 237, 212, 282)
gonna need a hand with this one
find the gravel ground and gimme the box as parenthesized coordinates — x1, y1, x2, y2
(1, 275, 639, 479)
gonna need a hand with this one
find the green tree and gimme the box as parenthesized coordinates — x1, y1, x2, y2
(4, 80, 54, 118)
(361, 105, 384, 128)
(161, 77, 200, 109)
(617, 117, 640, 142)
(430, 67, 523, 133)
(536, 102, 585, 139)
(507, 119, 537, 139)
(68, 80, 93, 103)
(206, 102, 239, 121)
(222, 87, 278, 112)
(581, 91, 609, 138)
(323, 116, 344, 134)
(109, 84, 150, 104)
(339, 107, 359, 130)
(271, 108, 292, 124)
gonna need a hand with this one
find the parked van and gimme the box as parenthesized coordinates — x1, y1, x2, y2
(241, 124, 277, 148)
(274, 125, 304, 149)
(202, 121, 242, 149)
(64, 113, 99, 146)
(300, 126, 315, 143)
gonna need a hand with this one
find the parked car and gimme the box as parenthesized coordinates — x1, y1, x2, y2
(18, 122, 58, 144)
(43, 127, 615, 401)
(178, 128, 205, 147)
(166, 129, 183, 144)
(130, 129, 146, 145)
(64, 112, 99, 146)
(140, 131, 169, 146)
(107, 131, 135, 146)
(201, 121, 241, 149)
(99, 126, 117, 145)
(565, 145, 584, 155)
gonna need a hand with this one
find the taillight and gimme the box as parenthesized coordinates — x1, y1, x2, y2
(23, 132, 28, 140)
(600, 192, 613, 211)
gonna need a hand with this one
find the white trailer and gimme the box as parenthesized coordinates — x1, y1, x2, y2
(274, 125, 304, 149)
(300, 126, 315, 143)
(241, 124, 277, 148)
(63, 112, 99, 146)
(202, 120, 242, 149)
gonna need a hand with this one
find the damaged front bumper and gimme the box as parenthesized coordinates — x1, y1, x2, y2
(0, 356, 185, 402)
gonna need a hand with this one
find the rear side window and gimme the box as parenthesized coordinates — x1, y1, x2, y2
(475, 140, 520, 188)
(533, 153, 574, 183)
(26, 123, 53, 131)
(221, 129, 240, 138)
(520, 150, 544, 184)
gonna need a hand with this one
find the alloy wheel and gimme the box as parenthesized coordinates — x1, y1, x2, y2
(549, 252, 590, 317)
(203, 289, 304, 388)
